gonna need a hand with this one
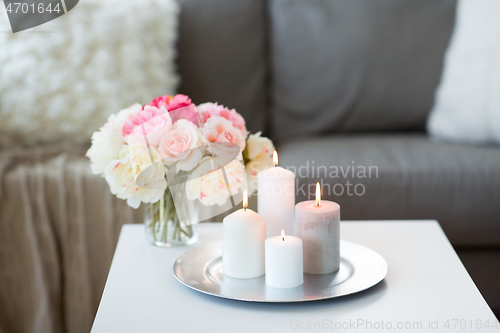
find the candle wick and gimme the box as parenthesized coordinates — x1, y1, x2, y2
(282, 236, 284, 241)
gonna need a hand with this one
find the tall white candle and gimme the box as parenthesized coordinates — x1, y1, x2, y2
(295, 183, 340, 274)
(265, 230, 303, 288)
(258, 151, 295, 238)
(223, 191, 266, 279)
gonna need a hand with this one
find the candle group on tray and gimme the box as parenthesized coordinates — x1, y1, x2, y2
(222, 150, 340, 289)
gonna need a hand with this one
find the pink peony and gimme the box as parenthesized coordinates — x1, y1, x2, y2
(122, 105, 172, 147)
(197, 102, 248, 139)
(146, 94, 193, 112)
(202, 115, 246, 151)
(87, 103, 142, 176)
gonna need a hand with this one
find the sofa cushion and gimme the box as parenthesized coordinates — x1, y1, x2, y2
(278, 134, 500, 247)
(269, 0, 456, 140)
(0, 0, 179, 147)
(177, 0, 267, 134)
(427, 0, 500, 145)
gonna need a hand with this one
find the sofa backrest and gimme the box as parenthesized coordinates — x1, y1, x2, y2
(172, 0, 458, 141)
(176, 0, 268, 135)
(268, 0, 457, 141)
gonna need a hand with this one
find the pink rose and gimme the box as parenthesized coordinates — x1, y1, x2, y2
(158, 119, 203, 171)
(202, 115, 246, 151)
(122, 105, 172, 147)
(146, 94, 193, 112)
(197, 102, 248, 139)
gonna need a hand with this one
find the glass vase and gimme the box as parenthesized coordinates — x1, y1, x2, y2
(144, 186, 198, 247)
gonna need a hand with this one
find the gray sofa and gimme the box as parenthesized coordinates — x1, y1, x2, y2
(178, 0, 500, 316)
(0, 0, 498, 332)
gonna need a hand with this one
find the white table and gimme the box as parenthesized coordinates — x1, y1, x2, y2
(91, 221, 499, 333)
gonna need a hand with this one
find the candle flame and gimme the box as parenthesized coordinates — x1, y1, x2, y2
(243, 190, 248, 210)
(281, 229, 285, 241)
(316, 182, 321, 206)
(273, 150, 278, 167)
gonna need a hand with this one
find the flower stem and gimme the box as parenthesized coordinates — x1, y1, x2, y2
(162, 192, 169, 243)
(146, 184, 196, 244)
(173, 213, 179, 240)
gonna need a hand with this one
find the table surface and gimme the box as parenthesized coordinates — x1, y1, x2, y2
(91, 221, 499, 333)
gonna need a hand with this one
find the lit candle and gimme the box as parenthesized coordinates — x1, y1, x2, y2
(295, 183, 340, 274)
(223, 191, 266, 278)
(265, 230, 303, 288)
(258, 150, 295, 238)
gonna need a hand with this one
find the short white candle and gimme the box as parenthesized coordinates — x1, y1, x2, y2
(223, 191, 266, 279)
(258, 151, 295, 238)
(295, 183, 340, 274)
(265, 230, 303, 288)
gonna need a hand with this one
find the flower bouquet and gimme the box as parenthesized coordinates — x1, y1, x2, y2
(87, 94, 274, 246)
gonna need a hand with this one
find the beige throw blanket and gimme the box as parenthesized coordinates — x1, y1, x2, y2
(0, 145, 142, 333)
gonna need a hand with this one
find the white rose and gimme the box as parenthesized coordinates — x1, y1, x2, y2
(244, 131, 275, 195)
(245, 131, 274, 160)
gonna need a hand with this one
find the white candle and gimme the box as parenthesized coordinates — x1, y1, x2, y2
(265, 230, 303, 288)
(295, 183, 340, 274)
(223, 191, 266, 279)
(258, 151, 295, 238)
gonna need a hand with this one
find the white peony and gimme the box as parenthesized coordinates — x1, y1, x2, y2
(104, 144, 167, 209)
(186, 156, 245, 206)
(245, 155, 273, 196)
(86, 103, 142, 175)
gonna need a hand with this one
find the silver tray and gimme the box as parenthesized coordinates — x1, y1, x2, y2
(173, 239, 387, 303)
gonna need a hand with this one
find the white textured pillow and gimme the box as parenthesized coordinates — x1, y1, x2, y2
(0, 0, 179, 147)
(427, 0, 500, 145)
